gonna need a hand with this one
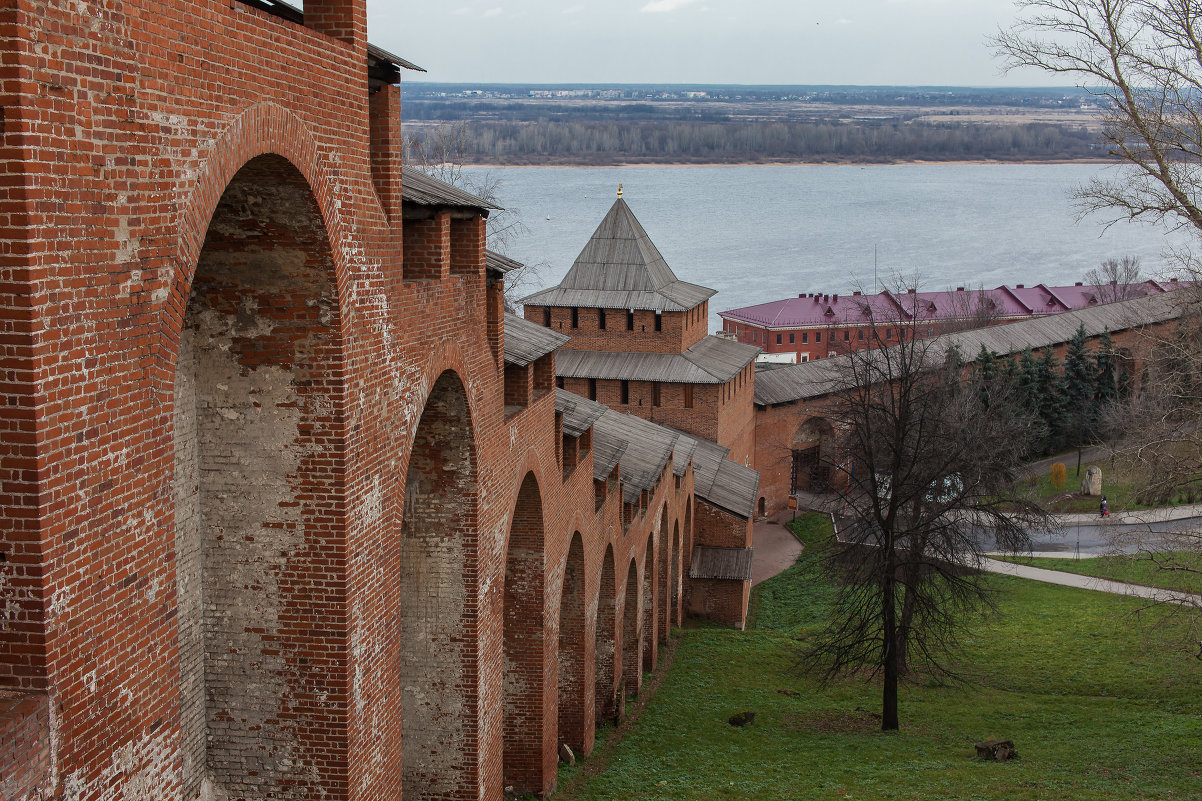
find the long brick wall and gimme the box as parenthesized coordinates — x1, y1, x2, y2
(0, 4, 736, 799)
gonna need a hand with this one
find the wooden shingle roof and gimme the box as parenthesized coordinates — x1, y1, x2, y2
(690, 546, 755, 581)
(522, 197, 716, 313)
(556, 335, 759, 385)
(504, 314, 569, 367)
(401, 167, 499, 213)
(554, 390, 760, 519)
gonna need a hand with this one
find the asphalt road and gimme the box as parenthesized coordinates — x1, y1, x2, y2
(994, 517, 1202, 556)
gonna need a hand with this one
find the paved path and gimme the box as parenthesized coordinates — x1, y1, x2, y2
(751, 514, 805, 586)
(980, 557, 1199, 605)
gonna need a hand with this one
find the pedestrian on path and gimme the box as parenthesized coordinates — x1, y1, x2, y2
(1100, 496, 1109, 518)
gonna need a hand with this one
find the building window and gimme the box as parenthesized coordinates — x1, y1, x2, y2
(843, 330, 850, 341)
(620, 380, 630, 404)
(588, 378, 597, 400)
(816, 331, 822, 343)
(556, 376, 564, 389)
(599, 308, 607, 330)
(789, 333, 795, 344)
(543, 307, 551, 327)
(684, 384, 694, 409)
(654, 311, 662, 332)
(802, 332, 808, 344)
(886, 328, 892, 340)
(858, 329, 865, 341)
(776, 333, 782, 345)
(571, 307, 579, 329)
(800, 354, 809, 362)
(753, 331, 758, 343)
(652, 382, 661, 407)
(627, 310, 635, 330)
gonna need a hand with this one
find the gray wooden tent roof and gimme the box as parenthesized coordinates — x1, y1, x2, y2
(556, 335, 760, 385)
(754, 289, 1189, 407)
(690, 546, 755, 581)
(522, 197, 716, 312)
(401, 167, 499, 213)
(504, 314, 570, 367)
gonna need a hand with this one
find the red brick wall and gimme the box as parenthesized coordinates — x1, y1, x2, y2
(0, 3, 745, 799)
(526, 303, 708, 354)
(0, 692, 51, 800)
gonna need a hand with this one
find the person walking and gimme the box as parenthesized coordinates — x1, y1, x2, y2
(1100, 496, 1109, 518)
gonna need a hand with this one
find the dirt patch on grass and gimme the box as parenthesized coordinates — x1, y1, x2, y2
(783, 707, 882, 734)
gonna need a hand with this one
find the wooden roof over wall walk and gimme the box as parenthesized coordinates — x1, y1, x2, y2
(557, 335, 760, 385)
(401, 167, 499, 213)
(690, 546, 755, 581)
(504, 314, 570, 367)
(754, 289, 1191, 407)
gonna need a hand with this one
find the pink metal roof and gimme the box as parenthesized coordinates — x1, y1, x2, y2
(719, 280, 1182, 329)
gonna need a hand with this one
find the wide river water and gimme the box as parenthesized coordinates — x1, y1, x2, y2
(463, 164, 1196, 329)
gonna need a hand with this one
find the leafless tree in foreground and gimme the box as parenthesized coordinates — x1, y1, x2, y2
(1086, 256, 1144, 303)
(802, 298, 1053, 731)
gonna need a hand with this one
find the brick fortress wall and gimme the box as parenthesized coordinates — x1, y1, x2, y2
(0, 2, 706, 799)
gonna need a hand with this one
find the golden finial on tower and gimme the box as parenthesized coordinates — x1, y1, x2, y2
(617, 183, 624, 199)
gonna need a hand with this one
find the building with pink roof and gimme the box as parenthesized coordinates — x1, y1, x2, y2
(718, 279, 1184, 362)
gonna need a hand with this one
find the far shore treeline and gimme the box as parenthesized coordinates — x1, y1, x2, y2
(401, 83, 1107, 166)
(408, 119, 1100, 165)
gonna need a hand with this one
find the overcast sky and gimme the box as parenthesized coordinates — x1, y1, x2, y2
(362, 0, 1058, 86)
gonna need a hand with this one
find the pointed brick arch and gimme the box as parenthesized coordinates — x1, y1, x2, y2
(594, 545, 618, 726)
(557, 533, 588, 756)
(503, 472, 549, 796)
(173, 153, 349, 798)
(400, 370, 480, 801)
(642, 533, 657, 672)
(621, 558, 641, 699)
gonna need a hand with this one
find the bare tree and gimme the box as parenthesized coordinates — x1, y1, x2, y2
(802, 290, 1053, 731)
(1086, 255, 1144, 303)
(997, 3, 1202, 661)
(994, 1, 1202, 235)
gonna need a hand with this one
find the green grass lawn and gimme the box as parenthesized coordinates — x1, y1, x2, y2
(1020, 459, 1202, 514)
(1004, 552, 1202, 595)
(556, 514, 1202, 800)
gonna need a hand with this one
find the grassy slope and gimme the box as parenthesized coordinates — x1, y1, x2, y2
(1005, 552, 1202, 595)
(562, 514, 1202, 801)
(1021, 459, 1201, 514)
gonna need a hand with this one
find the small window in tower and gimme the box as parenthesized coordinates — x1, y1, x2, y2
(654, 311, 662, 332)
(588, 378, 597, 400)
(652, 382, 661, 407)
(599, 308, 607, 330)
(556, 376, 564, 389)
(543, 307, 551, 327)
(684, 384, 694, 409)
(627, 310, 635, 330)
(620, 380, 630, 404)
(571, 307, 579, 329)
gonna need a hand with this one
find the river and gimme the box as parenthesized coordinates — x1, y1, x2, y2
(464, 163, 1196, 327)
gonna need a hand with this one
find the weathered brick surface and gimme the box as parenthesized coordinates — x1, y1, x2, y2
(0, 3, 730, 798)
(0, 691, 52, 800)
